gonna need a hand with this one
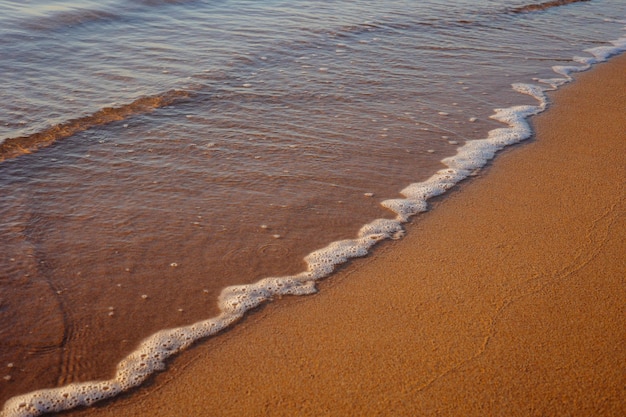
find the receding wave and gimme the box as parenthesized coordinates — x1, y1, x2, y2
(511, 0, 591, 14)
(0, 90, 190, 162)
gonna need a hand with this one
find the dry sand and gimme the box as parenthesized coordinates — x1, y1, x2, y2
(70, 54, 625, 416)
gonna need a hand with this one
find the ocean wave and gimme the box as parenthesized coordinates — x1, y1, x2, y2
(0, 90, 190, 163)
(511, 0, 591, 14)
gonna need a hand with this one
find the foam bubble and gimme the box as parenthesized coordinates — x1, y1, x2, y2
(218, 284, 272, 315)
(380, 199, 428, 222)
(586, 44, 622, 61)
(2, 381, 122, 417)
(548, 37, 626, 86)
(358, 218, 405, 239)
(552, 64, 585, 79)
(304, 237, 377, 273)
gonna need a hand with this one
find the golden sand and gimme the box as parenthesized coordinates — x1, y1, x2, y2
(70, 53, 626, 417)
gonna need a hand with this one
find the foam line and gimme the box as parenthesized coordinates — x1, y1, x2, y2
(2, 33, 625, 417)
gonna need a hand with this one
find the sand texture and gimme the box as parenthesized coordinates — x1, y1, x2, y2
(67, 54, 626, 416)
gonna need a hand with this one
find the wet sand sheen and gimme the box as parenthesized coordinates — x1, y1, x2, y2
(64, 54, 626, 416)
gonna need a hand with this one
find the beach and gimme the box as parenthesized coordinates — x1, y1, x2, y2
(4, 2, 626, 413)
(62, 52, 626, 416)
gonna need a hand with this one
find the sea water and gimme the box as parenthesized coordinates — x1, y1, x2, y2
(1, 0, 625, 415)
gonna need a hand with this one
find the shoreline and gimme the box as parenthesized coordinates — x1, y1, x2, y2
(60, 53, 626, 416)
(1, 51, 626, 415)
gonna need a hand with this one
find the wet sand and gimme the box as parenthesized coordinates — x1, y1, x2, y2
(69, 54, 626, 416)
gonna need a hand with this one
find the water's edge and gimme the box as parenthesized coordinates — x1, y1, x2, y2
(2, 34, 625, 417)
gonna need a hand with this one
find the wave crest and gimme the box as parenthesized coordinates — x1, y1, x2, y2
(0, 90, 190, 162)
(511, 0, 591, 14)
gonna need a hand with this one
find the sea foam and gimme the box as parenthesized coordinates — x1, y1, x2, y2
(2, 33, 625, 417)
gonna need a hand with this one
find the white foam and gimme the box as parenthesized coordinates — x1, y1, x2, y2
(546, 37, 626, 86)
(3, 33, 626, 417)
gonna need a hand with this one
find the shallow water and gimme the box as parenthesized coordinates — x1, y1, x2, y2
(1, 0, 625, 412)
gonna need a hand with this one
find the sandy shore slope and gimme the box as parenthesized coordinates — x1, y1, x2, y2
(70, 54, 626, 417)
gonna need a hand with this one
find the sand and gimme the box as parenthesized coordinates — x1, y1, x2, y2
(67, 54, 626, 416)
